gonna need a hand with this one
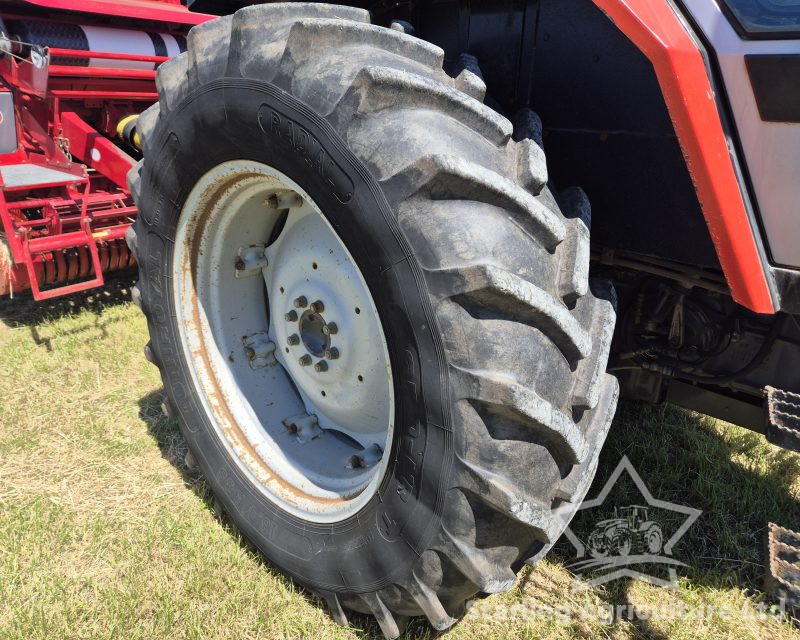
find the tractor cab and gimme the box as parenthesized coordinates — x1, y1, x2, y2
(615, 505, 650, 530)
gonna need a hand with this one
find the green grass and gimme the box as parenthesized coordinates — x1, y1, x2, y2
(0, 277, 798, 639)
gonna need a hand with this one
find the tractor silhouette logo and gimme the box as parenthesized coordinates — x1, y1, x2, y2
(563, 456, 701, 590)
(587, 505, 663, 558)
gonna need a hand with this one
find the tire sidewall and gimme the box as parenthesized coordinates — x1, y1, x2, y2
(137, 79, 453, 592)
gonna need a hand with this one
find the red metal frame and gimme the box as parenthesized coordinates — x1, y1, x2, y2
(592, 0, 775, 314)
(49, 48, 169, 65)
(0, 3, 201, 299)
(21, 181, 105, 300)
(60, 111, 136, 188)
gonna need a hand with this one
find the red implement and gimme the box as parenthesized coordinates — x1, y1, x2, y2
(0, 1, 212, 299)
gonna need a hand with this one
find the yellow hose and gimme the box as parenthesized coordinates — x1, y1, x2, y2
(117, 114, 141, 150)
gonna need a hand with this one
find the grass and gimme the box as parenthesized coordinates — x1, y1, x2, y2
(0, 276, 798, 639)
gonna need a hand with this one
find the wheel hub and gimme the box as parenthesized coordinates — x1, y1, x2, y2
(172, 160, 394, 523)
(296, 306, 331, 359)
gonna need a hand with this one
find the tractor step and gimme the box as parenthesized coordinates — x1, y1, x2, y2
(765, 386, 800, 452)
(766, 523, 800, 609)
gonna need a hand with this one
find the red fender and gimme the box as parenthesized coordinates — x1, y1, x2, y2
(592, 0, 775, 313)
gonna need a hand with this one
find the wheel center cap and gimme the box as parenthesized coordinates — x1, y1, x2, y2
(299, 309, 330, 357)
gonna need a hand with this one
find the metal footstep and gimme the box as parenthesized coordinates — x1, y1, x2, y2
(765, 386, 800, 452)
(766, 523, 800, 609)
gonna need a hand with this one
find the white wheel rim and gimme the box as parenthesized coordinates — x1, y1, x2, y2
(173, 160, 394, 523)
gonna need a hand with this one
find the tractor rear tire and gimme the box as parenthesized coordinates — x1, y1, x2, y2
(127, 4, 618, 636)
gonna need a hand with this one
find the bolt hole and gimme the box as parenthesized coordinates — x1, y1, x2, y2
(355, 307, 361, 314)
(358, 375, 363, 382)
(321, 390, 327, 397)
(280, 286, 285, 293)
(312, 262, 318, 270)
(285, 347, 289, 353)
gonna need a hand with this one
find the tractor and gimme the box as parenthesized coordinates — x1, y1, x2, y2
(0, 0, 798, 635)
(588, 505, 664, 558)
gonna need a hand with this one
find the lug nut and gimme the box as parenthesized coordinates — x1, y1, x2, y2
(264, 191, 303, 209)
(324, 347, 340, 360)
(265, 192, 303, 210)
(284, 310, 298, 322)
(322, 322, 338, 336)
(298, 354, 312, 366)
(314, 360, 328, 372)
(293, 296, 308, 309)
(287, 334, 300, 346)
(310, 299, 325, 313)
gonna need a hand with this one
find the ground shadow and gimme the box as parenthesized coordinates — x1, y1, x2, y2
(0, 271, 136, 329)
(135, 389, 390, 639)
(0, 272, 137, 351)
(137, 386, 800, 638)
(546, 399, 800, 636)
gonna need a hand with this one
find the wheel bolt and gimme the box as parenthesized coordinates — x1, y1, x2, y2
(284, 310, 298, 322)
(322, 322, 338, 336)
(287, 334, 300, 346)
(293, 296, 308, 308)
(310, 299, 325, 313)
(265, 192, 303, 210)
(314, 360, 328, 372)
(298, 354, 312, 366)
(324, 347, 340, 360)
